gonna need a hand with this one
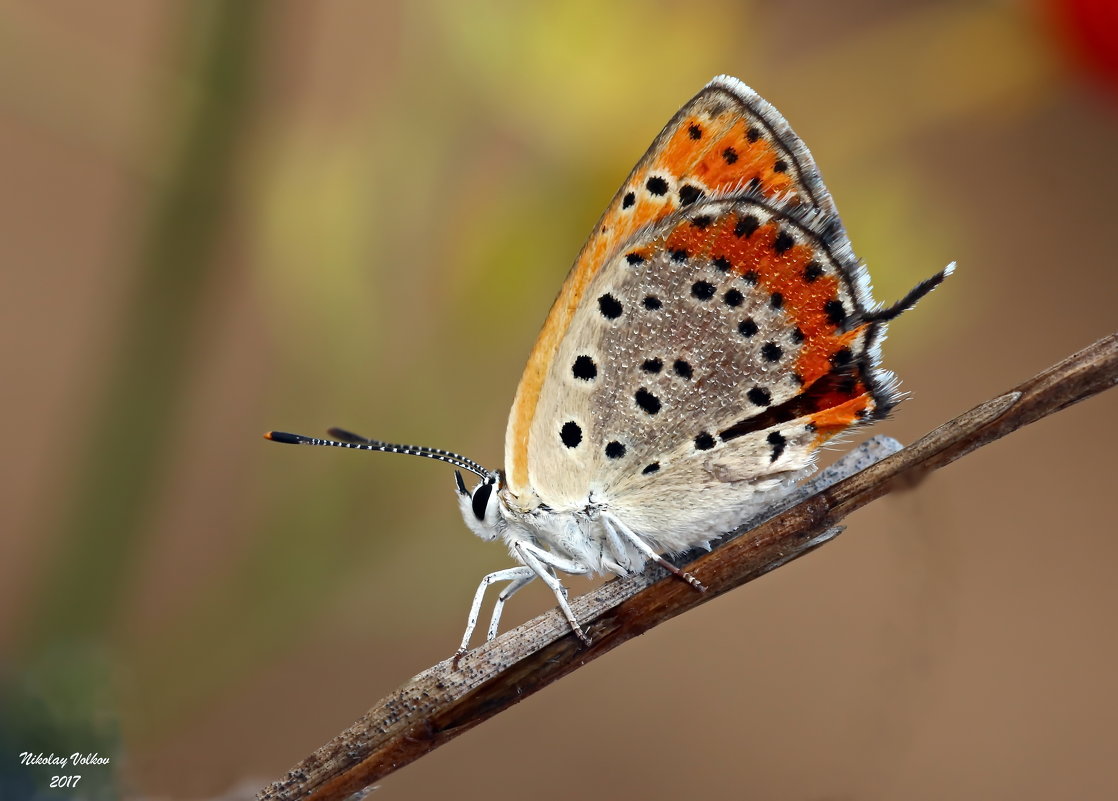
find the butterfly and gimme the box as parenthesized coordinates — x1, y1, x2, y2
(266, 75, 951, 661)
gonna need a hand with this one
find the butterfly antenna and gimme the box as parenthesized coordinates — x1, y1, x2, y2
(264, 429, 490, 479)
(325, 427, 490, 476)
(863, 262, 955, 324)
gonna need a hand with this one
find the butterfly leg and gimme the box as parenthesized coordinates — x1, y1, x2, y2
(601, 517, 636, 574)
(513, 543, 592, 646)
(455, 566, 536, 665)
(486, 573, 536, 642)
(603, 514, 707, 592)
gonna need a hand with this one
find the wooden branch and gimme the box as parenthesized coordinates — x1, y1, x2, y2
(260, 332, 1118, 801)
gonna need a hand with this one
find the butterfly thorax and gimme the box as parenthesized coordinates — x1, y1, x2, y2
(457, 474, 643, 577)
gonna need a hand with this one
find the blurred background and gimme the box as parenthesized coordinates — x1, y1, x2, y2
(2, 1, 1116, 799)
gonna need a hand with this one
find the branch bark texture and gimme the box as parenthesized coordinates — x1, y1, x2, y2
(260, 332, 1118, 801)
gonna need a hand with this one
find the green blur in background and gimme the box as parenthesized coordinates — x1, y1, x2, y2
(2, 1, 1116, 799)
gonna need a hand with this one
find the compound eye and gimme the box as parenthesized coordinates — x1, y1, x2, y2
(471, 481, 494, 522)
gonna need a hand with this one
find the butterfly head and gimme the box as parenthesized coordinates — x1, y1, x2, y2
(455, 469, 504, 541)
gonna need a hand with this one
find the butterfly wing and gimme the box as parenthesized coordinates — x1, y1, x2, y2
(504, 75, 844, 499)
(543, 195, 888, 550)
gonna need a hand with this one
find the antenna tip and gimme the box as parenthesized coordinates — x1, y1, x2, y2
(265, 431, 304, 444)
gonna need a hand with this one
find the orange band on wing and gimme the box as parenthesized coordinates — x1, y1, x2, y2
(808, 393, 872, 445)
(663, 212, 861, 388)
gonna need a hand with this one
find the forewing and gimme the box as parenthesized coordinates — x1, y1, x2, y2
(505, 76, 842, 497)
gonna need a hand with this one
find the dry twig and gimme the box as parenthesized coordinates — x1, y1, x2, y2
(260, 332, 1117, 801)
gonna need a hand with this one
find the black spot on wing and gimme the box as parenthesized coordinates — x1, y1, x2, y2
(691, 281, 716, 300)
(735, 214, 760, 238)
(678, 184, 704, 206)
(767, 430, 786, 462)
(572, 355, 597, 381)
(830, 347, 853, 368)
(635, 388, 662, 415)
(773, 230, 795, 254)
(598, 293, 623, 319)
(761, 342, 783, 362)
(560, 421, 582, 448)
(747, 386, 772, 407)
(824, 300, 847, 326)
